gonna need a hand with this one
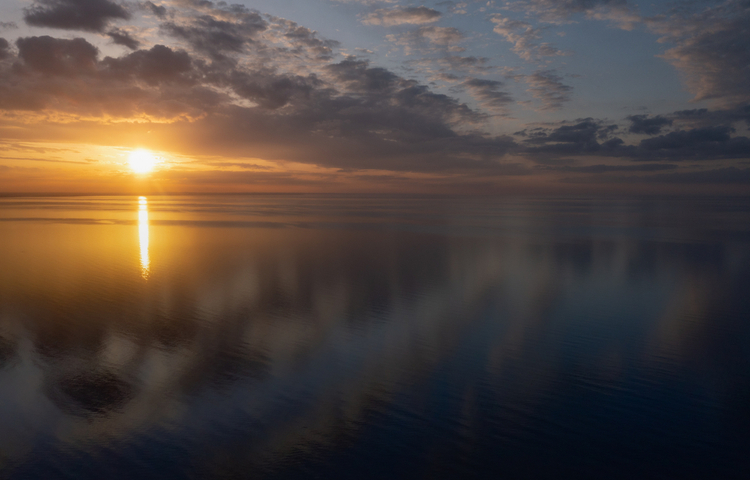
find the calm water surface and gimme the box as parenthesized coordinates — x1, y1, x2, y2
(0, 195, 749, 479)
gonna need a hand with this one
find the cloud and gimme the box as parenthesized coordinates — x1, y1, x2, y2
(161, 12, 267, 57)
(143, 1, 167, 18)
(504, 0, 635, 26)
(159, 7, 339, 65)
(16, 36, 99, 76)
(627, 114, 672, 135)
(324, 58, 400, 93)
(501, 0, 747, 108)
(23, 0, 130, 33)
(671, 105, 750, 129)
(387, 26, 465, 54)
(362, 6, 442, 26)
(437, 1, 469, 15)
(462, 78, 513, 113)
(107, 28, 140, 50)
(2, 36, 215, 116)
(490, 15, 565, 61)
(216, 69, 320, 110)
(0, 38, 10, 60)
(504, 0, 748, 109)
(100, 44, 195, 85)
(402, 55, 493, 83)
(414, 26, 464, 45)
(521, 70, 573, 110)
(0, 30, 518, 173)
(637, 126, 750, 159)
(275, 19, 341, 61)
(3, 0, 748, 190)
(436, 55, 492, 73)
(654, 0, 750, 108)
(522, 118, 618, 153)
(521, 118, 750, 162)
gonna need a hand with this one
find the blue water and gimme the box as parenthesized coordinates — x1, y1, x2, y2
(0, 195, 748, 479)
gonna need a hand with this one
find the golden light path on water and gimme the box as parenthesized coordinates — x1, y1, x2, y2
(139, 196, 150, 279)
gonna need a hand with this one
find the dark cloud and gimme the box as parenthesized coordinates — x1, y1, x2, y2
(3, 37, 215, 115)
(170, 103, 515, 173)
(672, 105, 750, 128)
(627, 114, 673, 135)
(362, 7, 442, 26)
(638, 126, 750, 159)
(0, 22, 19, 30)
(523, 119, 750, 162)
(325, 59, 399, 93)
(523, 118, 619, 154)
(188, 56, 513, 172)
(319, 59, 488, 141)
(640, 125, 735, 149)
(100, 44, 194, 85)
(161, 13, 267, 57)
(107, 28, 140, 50)
(217, 69, 320, 110)
(674, 108, 709, 119)
(0, 38, 10, 60)
(23, 0, 130, 33)
(162, 5, 337, 64)
(16, 36, 99, 76)
(143, 1, 167, 18)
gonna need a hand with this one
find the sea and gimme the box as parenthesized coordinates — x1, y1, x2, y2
(0, 195, 748, 479)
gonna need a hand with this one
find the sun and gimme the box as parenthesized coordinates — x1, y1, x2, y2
(129, 149, 158, 174)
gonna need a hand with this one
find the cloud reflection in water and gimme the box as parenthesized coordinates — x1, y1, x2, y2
(0, 195, 748, 479)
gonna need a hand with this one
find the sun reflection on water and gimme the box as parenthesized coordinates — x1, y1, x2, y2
(138, 196, 150, 279)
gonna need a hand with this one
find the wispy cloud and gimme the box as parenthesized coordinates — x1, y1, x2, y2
(490, 15, 566, 61)
(362, 6, 442, 26)
(520, 70, 573, 110)
(387, 26, 465, 54)
(461, 78, 514, 113)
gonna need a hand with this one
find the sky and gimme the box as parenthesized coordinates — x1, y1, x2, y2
(0, 0, 749, 194)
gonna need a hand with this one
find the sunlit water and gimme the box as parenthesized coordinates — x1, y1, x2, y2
(0, 195, 748, 479)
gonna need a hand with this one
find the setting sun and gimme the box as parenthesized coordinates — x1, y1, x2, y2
(128, 150, 158, 174)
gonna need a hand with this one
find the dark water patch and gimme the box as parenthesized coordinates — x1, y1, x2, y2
(0, 336, 17, 369)
(48, 371, 135, 417)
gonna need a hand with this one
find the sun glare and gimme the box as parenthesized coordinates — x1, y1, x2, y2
(129, 149, 158, 174)
(138, 196, 150, 279)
